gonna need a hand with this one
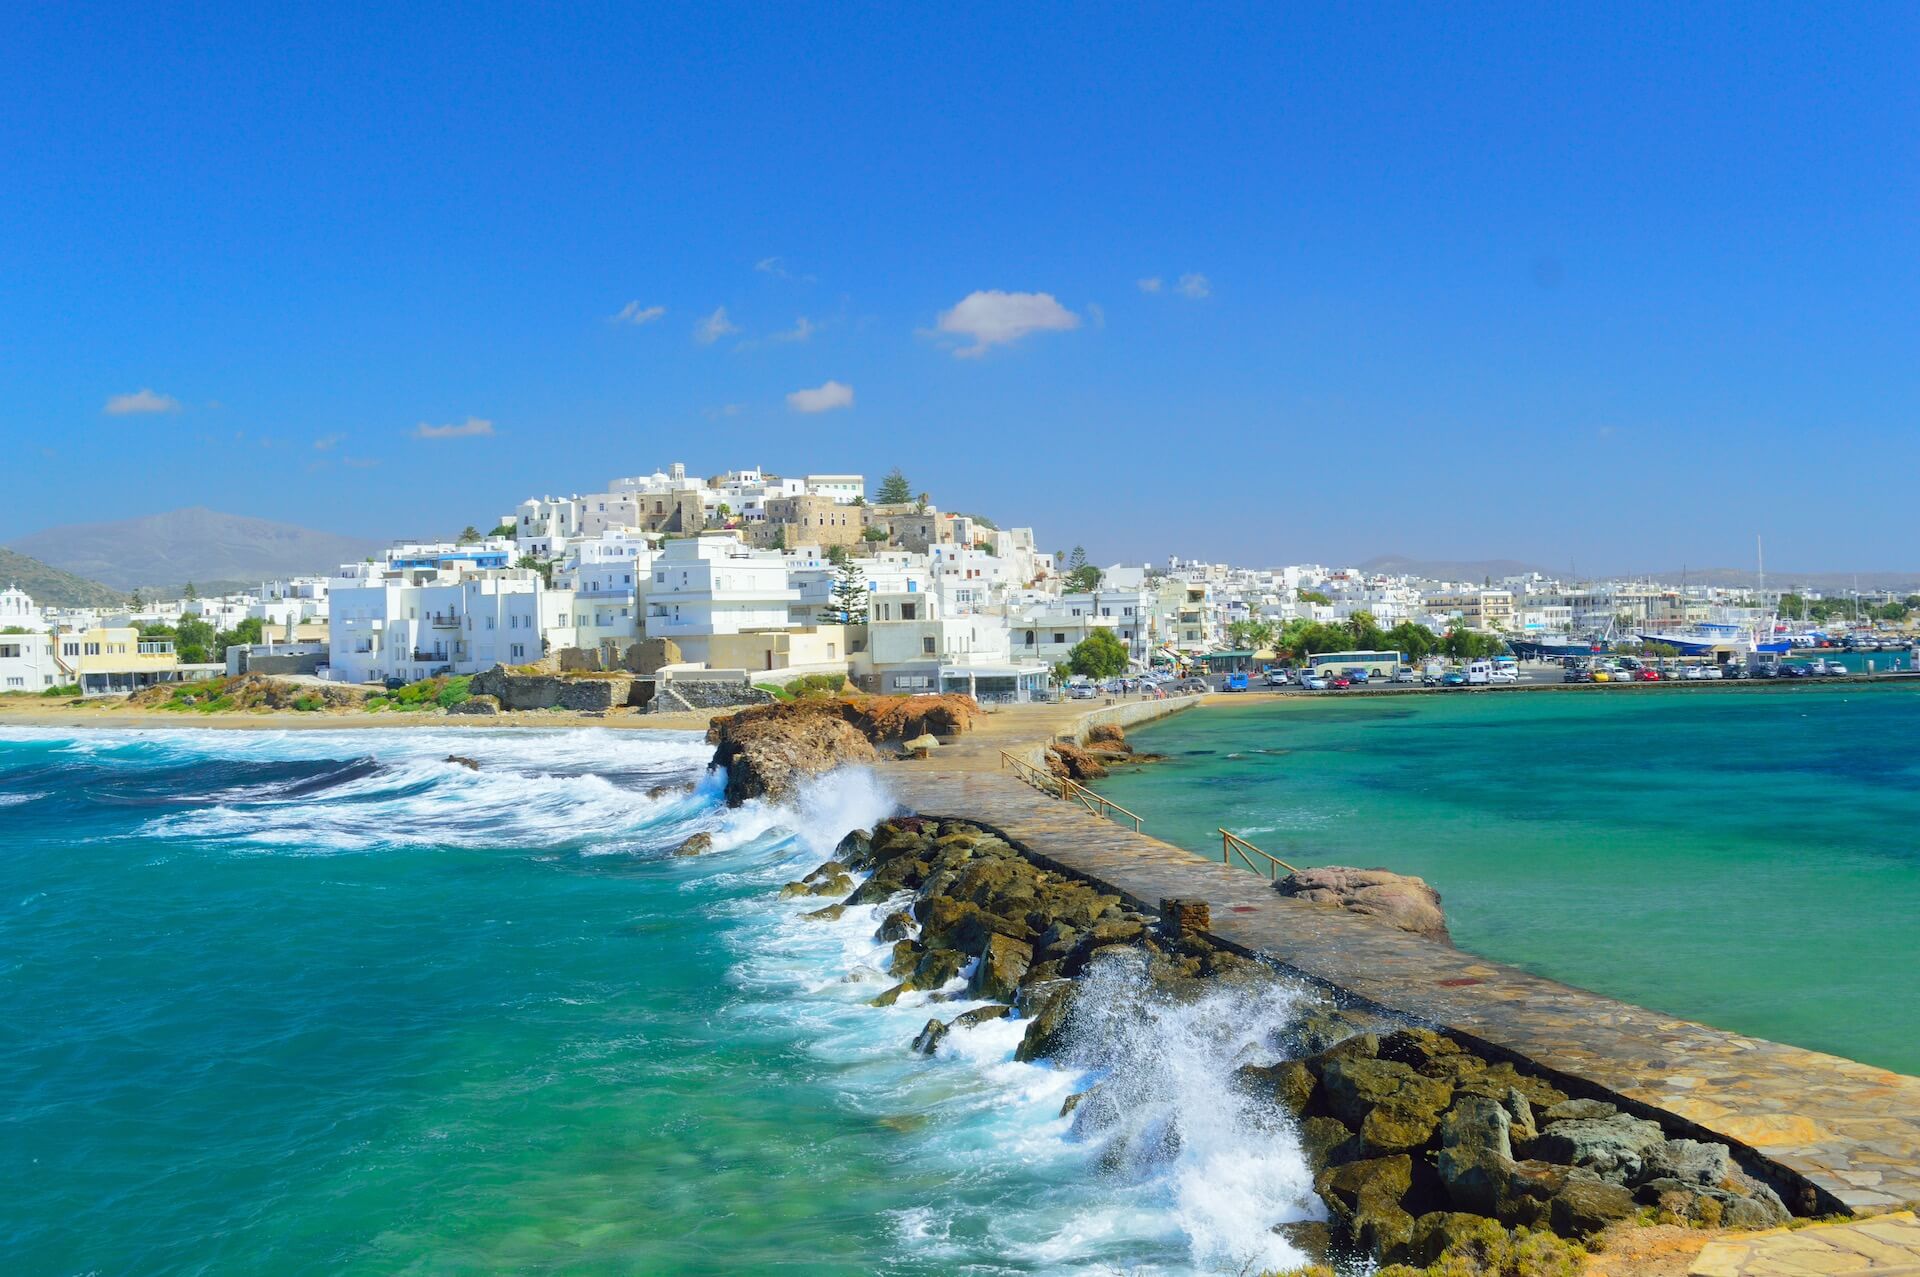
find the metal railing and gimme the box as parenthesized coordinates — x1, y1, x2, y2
(1219, 828, 1301, 880)
(1000, 750, 1145, 832)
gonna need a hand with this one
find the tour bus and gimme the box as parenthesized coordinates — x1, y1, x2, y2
(1306, 650, 1404, 681)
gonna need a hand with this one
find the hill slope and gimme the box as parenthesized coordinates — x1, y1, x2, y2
(0, 547, 126, 608)
(7, 508, 383, 592)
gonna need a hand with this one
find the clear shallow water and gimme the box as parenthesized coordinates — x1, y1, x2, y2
(1094, 684, 1920, 1075)
(0, 728, 1318, 1275)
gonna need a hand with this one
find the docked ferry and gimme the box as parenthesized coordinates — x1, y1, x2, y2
(1633, 621, 1794, 655)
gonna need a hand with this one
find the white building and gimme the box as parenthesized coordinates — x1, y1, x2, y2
(863, 583, 1048, 702)
(804, 473, 866, 504)
(0, 630, 64, 692)
(327, 563, 565, 685)
(0, 585, 48, 632)
(554, 530, 657, 653)
(638, 536, 800, 664)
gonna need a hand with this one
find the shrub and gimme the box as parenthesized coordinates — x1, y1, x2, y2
(291, 694, 323, 712)
(41, 684, 80, 698)
(786, 672, 848, 698)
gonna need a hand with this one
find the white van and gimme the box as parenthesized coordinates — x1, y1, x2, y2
(1465, 660, 1494, 685)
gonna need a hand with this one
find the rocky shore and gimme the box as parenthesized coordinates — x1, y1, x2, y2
(782, 813, 1798, 1274)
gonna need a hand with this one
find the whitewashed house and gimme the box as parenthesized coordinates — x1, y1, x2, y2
(637, 536, 800, 664)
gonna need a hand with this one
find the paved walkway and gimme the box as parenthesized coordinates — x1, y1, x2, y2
(1692, 1213, 1920, 1276)
(885, 764, 1920, 1218)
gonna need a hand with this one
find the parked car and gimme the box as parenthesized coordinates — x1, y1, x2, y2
(1264, 670, 1290, 687)
(1637, 668, 1661, 681)
(1066, 682, 1096, 700)
(1489, 665, 1519, 684)
(1176, 678, 1210, 694)
(1391, 668, 1416, 683)
(1563, 665, 1593, 683)
(1440, 671, 1468, 687)
(1222, 672, 1250, 692)
(1780, 662, 1813, 678)
(1341, 667, 1370, 685)
(1299, 673, 1329, 690)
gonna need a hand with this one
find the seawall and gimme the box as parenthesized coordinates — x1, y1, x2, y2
(884, 708, 1920, 1218)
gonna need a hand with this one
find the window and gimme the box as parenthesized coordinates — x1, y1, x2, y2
(922, 637, 936, 655)
(1053, 632, 1066, 645)
(901, 602, 917, 621)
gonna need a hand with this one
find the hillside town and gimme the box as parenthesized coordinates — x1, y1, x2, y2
(4, 461, 1917, 702)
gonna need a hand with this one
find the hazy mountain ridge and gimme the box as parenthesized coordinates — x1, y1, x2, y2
(0, 547, 126, 608)
(7, 508, 383, 592)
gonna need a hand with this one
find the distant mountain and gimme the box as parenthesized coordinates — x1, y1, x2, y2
(1359, 555, 1555, 582)
(0, 547, 126, 608)
(6, 508, 383, 592)
(1640, 568, 1920, 594)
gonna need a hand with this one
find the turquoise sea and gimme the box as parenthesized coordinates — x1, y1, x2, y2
(1093, 684, 1920, 1075)
(0, 727, 1318, 1276)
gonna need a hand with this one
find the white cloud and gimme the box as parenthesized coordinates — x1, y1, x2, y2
(609, 300, 666, 326)
(785, 380, 854, 413)
(1136, 277, 1163, 294)
(755, 256, 816, 283)
(695, 306, 740, 344)
(313, 433, 345, 451)
(104, 388, 182, 415)
(933, 290, 1081, 357)
(1086, 302, 1106, 329)
(772, 316, 816, 343)
(1175, 272, 1211, 299)
(413, 416, 495, 440)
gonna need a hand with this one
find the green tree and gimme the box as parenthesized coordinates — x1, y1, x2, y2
(183, 582, 199, 601)
(1063, 546, 1102, 593)
(173, 616, 217, 664)
(1297, 587, 1332, 606)
(1385, 621, 1439, 661)
(515, 553, 556, 587)
(1778, 593, 1806, 620)
(861, 525, 889, 545)
(824, 543, 851, 567)
(1344, 610, 1385, 650)
(915, 492, 930, 513)
(215, 617, 265, 660)
(818, 559, 869, 625)
(1067, 628, 1129, 680)
(877, 467, 912, 504)
(457, 525, 482, 544)
(129, 589, 145, 610)
(1440, 627, 1507, 661)
(489, 522, 516, 538)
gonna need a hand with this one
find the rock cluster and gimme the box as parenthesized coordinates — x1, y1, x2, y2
(1242, 1023, 1790, 1265)
(784, 815, 1797, 1271)
(1277, 866, 1455, 944)
(796, 817, 1264, 1059)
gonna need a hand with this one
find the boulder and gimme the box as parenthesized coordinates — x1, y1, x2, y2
(1085, 722, 1132, 751)
(907, 947, 967, 992)
(1045, 741, 1109, 781)
(1637, 1138, 1731, 1188)
(802, 904, 846, 921)
(971, 933, 1033, 1002)
(1276, 866, 1453, 943)
(444, 754, 481, 770)
(875, 910, 915, 942)
(1300, 1115, 1359, 1173)
(1549, 1173, 1636, 1237)
(1530, 1114, 1666, 1183)
(704, 700, 881, 806)
(672, 832, 714, 857)
(1014, 981, 1079, 1063)
(886, 939, 921, 977)
(911, 1018, 948, 1054)
(1320, 1057, 1455, 1155)
(1315, 1155, 1417, 1263)
(1542, 1098, 1618, 1124)
(1274, 1219, 1335, 1267)
(1408, 1212, 1508, 1268)
(1435, 1094, 1516, 1216)
(834, 827, 874, 868)
(1234, 1059, 1317, 1115)
(952, 1004, 1011, 1030)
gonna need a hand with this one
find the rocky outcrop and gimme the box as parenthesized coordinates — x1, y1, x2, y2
(1045, 741, 1108, 781)
(1277, 866, 1453, 944)
(704, 700, 880, 806)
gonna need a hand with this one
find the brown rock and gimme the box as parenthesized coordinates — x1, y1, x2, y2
(971, 933, 1033, 1002)
(1315, 1154, 1417, 1262)
(1277, 866, 1453, 943)
(705, 700, 880, 806)
(671, 832, 714, 857)
(1045, 741, 1109, 781)
(1085, 723, 1131, 751)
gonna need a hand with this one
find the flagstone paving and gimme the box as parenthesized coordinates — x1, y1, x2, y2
(885, 762, 1920, 1221)
(1690, 1213, 1920, 1276)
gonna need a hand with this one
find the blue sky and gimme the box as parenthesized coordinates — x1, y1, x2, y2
(3, 4, 1916, 571)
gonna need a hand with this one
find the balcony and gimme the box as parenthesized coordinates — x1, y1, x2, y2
(429, 614, 461, 629)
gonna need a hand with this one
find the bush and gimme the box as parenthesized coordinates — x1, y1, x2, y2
(41, 684, 80, 698)
(786, 672, 848, 698)
(290, 694, 323, 712)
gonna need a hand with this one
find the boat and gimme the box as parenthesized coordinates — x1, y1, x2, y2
(1634, 621, 1794, 656)
(1508, 633, 1611, 659)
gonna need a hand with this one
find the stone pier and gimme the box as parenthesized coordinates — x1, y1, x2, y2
(883, 755, 1920, 1220)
